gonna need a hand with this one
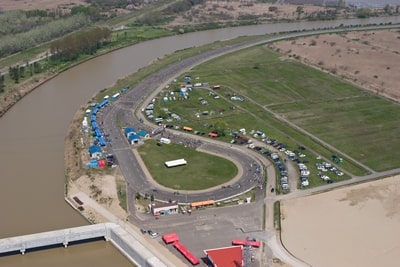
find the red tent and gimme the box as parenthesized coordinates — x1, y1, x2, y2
(162, 233, 179, 244)
(98, 159, 106, 169)
(173, 241, 200, 265)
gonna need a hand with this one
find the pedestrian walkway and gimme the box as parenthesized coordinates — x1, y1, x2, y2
(66, 192, 187, 267)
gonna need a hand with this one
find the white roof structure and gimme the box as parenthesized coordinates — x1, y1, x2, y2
(165, 159, 187, 168)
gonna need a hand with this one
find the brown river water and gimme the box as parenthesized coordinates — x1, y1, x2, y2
(0, 17, 398, 266)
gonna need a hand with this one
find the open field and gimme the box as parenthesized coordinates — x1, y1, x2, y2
(152, 43, 400, 175)
(137, 139, 238, 190)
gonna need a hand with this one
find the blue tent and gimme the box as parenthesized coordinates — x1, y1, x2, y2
(85, 160, 99, 168)
(124, 127, 136, 137)
(99, 99, 109, 108)
(89, 145, 102, 157)
(95, 128, 102, 137)
(138, 130, 149, 138)
(98, 136, 106, 146)
(128, 134, 140, 144)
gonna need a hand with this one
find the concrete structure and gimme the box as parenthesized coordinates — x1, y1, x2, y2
(0, 223, 168, 267)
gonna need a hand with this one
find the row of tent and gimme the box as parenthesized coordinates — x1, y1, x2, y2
(85, 159, 107, 168)
(90, 98, 109, 146)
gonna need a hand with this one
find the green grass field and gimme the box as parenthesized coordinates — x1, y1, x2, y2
(152, 44, 400, 176)
(137, 139, 238, 190)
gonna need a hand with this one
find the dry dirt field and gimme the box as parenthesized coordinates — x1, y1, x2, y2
(269, 29, 400, 102)
(0, 0, 87, 11)
(170, 1, 338, 26)
(281, 174, 400, 267)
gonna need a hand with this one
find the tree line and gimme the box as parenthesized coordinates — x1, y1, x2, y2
(0, 13, 90, 58)
(3, 26, 111, 86)
(50, 26, 112, 61)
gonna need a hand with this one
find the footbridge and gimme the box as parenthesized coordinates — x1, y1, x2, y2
(0, 222, 168, 267)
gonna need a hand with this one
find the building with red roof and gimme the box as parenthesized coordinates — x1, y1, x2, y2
(204, 246, 243, 267)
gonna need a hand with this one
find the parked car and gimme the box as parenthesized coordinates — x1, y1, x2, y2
(149, 231, 159, 238)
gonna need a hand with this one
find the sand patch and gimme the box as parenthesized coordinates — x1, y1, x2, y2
(68, 173, 128, 223)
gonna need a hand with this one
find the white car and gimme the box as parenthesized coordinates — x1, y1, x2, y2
(336, 170, 344, 176)
(150, 232, 159, 238)
(321, 175, 330, 181)
(301, 177, 309, 186)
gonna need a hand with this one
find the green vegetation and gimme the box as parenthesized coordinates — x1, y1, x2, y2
(117, 179, 128, 212)
(137, 139, 238, 190)
(356, 8, 373, 18)
(273, 201, 281, 230)
(0, 11, 90, 58)
(150, 44, 400, 175)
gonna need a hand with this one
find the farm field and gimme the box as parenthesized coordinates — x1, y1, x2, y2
(137, 139, 238, 190)
(152, 44, 400, 174)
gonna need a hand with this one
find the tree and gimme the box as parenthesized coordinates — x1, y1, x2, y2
(0, 73, 4, 93)
(213, 120, 227, 136)
(296, 6, 304, 19)
(356, 8, 372, 18)
(338, 0, 346, 8)
(383, 4, 392, 14)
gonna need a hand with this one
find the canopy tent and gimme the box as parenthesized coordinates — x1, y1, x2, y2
(162, 233, 179, 244)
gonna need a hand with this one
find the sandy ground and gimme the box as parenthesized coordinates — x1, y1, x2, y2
(268, 29, 400, 102)
(68, 173, 129, 223)
(280, 175, 400, 267)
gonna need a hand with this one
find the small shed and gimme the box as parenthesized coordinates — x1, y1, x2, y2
(89, 145, 102, 159)
(150, 202, 179, 216)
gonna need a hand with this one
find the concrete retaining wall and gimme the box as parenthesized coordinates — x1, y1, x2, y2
(0, 223, 168, 267)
